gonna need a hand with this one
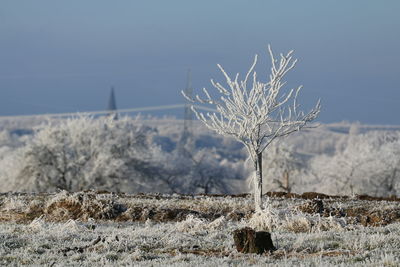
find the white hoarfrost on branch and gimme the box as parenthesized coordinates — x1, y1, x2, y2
(183, 45, 321, 210)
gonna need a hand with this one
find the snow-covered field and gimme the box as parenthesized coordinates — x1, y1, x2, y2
(1, 191, 399, 266)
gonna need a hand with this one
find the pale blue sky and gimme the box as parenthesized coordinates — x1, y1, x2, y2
(1, 0, 399, 123)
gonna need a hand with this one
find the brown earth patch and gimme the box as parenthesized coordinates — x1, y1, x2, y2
(297, 199, 325, 214)
(356, 194, 400, 202)
(1, 191, 399, 225)
(0, 192, 246, 224)
(297, 199, 400, 226)
(265, 191, 400, 202)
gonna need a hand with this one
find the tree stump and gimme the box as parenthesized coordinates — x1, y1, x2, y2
(233, 227, 275, 254)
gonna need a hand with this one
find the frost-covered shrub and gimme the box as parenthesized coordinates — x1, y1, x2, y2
(8, 116, 163, 193)
(246, 198, 347, 233)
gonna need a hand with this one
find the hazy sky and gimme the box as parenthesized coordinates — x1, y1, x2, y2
(1, 0, 399, 124)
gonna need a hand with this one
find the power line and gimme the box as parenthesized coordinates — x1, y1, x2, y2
(0, 104, 217, 120)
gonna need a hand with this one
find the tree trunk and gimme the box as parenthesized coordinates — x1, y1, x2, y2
(253, 152, 263, 211)
(283, 170, 290, 193)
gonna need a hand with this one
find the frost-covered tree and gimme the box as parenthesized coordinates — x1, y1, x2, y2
(310, 131, 400, 197)
(12, 116, 163, 192)
(183, 45, 320, 210)
(367, 141, 400, 197)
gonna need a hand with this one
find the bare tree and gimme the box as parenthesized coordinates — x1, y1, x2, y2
(264, 143, 304, 193)
(183, 45, 320, 210)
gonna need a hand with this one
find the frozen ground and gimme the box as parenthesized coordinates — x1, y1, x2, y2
(0, 191, 399, 266)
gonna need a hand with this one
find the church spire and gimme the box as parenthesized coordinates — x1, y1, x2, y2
(108, 86, 118, 120)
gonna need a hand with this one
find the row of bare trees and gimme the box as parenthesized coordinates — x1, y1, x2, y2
(0, 115, 398, 199)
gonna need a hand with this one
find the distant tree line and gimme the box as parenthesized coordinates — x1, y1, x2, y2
(0, 117, 399, 197)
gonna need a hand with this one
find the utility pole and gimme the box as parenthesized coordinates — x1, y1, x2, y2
(178, 69, 194, 155)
